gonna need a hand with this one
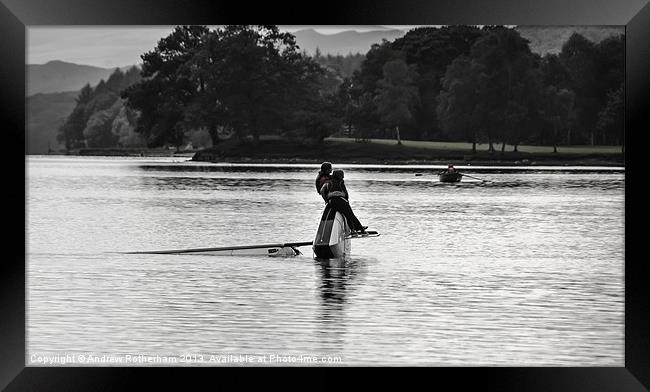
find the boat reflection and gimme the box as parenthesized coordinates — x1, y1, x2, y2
(313, 257, 366, 349)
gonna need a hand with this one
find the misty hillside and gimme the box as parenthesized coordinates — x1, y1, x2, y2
(27, 60, 128, 95)
(293, 26, 624, 56)
(515, 25, 624, 54)
(27, 91, 79, 154)
(292, 29, 407, 55)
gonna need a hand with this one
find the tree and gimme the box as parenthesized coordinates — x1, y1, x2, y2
(596, 84, 623, 146)
(595, 35, 624, 146)
(82, 111, 116, 147)
(181, 25, 325, 143)
(596, 35, 624, 106)
(374, 59, 419, 145)
(122, 25, 210, 147)
(289, 93, 342, 142)
(437, 56, 493, 153)
(541, 86, 576, 152)
(391, 26, 485, 139)
(332, 78, 355, 137)
(541, 54, 570, 90)
(57, 105, 87, 150)
(353, 40, 401, 96)
(467, 26, 541, 153)
(120, 66, 142, 91)
(559, 33, 600, 145)
(57, 83, 94, 149)
(349, 92, 378, 141)
(312, 53, 365, 79)
(58, 67, 142, 150)
(76, 83, 94, 105)
(123, 25, 333, 146)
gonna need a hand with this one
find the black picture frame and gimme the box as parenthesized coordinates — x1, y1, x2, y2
(3, 0, 647, 390)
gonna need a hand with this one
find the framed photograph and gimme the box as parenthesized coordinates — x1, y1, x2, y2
(3, 0, 647, 389)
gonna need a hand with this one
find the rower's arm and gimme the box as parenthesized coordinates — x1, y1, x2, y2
(315, 174, 321, 193)
(341, 182, 350, 200)
(320, 183, 329, 203)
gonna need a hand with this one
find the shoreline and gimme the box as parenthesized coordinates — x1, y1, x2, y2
(38, 140, 625, 167)
(192, 157, 624, 167)
(190, 140, 625, 167)
(35, 153, 625, 167)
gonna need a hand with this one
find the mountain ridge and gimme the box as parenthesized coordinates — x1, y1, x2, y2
(27, 26, 624, 96)
(27, 61, 137, 95)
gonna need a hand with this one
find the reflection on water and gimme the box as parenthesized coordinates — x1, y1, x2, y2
(315, 258, 360, 349)
(26, 157, 624, 366)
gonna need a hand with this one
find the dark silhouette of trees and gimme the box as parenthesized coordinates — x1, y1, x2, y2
(374, 59, 420, 145)
(596, 84, 623, 146)
(437, 56, 490, 153)
(391, 26, 485, 140)
(123, 25, 331, 146)
(58, 67, 143, 150)
(61, 25, 622, 150)
(122, 26, 209, 147)
(541, 86, 576, 152)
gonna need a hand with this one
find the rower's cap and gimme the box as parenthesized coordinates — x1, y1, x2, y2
(332, 169, 344, 180)
(448, 164, 454, 167)
(321, 162, 332, 173)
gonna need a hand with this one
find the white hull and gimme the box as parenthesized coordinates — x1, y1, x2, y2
(125, 243, 307, 257)
(161, 246, 301, 257)
(313, 205, 351, 259)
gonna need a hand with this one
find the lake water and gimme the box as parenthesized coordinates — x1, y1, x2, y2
(26, 156, 625, 366)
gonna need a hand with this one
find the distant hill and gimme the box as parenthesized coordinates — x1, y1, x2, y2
(291, 26, 624, 57)
(27, 60, 133, 95)
(292, 29, 407, 55)
(515, 25, 624, 55)
(27, 90, 79, 154)
(27, 28, 624, 97)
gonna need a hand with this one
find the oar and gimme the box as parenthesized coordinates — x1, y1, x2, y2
(460, 174, 491, 182)
(123, 241, 314, 255)
(415, 172, 462, 177)
(415, 172, 492, 182)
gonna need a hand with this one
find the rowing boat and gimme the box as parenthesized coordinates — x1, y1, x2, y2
(313, 204, 351, 259)
(439, 172, 462, 183)
(312, 204, 380, 259)
(123, 242, 310, 257)
(124, 204, 378, 258)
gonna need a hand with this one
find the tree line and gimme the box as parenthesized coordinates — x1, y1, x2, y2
(342, 25, 623, 152)
(121, 25, 339, 147)
(57, 66, 143, 149)
(60, 25, 624, 151)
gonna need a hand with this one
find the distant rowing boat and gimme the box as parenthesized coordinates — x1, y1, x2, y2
(439, 172, 462, 183)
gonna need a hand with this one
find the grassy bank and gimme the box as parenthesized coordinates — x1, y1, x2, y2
(59, 147, 197, 157)
(191, 137, 624, 166)
(326, 137, 624, 155)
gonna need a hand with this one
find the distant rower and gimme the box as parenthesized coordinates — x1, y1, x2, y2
(440, 164, 457, 174)
(438, 164, 463, 183)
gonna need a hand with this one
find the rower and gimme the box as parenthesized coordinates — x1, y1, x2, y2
(440, 164, 457, 175)
(315, 161, 333, 196)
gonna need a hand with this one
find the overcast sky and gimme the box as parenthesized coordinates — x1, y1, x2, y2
(27, 25, 419, 68)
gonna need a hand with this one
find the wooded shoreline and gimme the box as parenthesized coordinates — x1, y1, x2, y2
(43, 139, 624, 167)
